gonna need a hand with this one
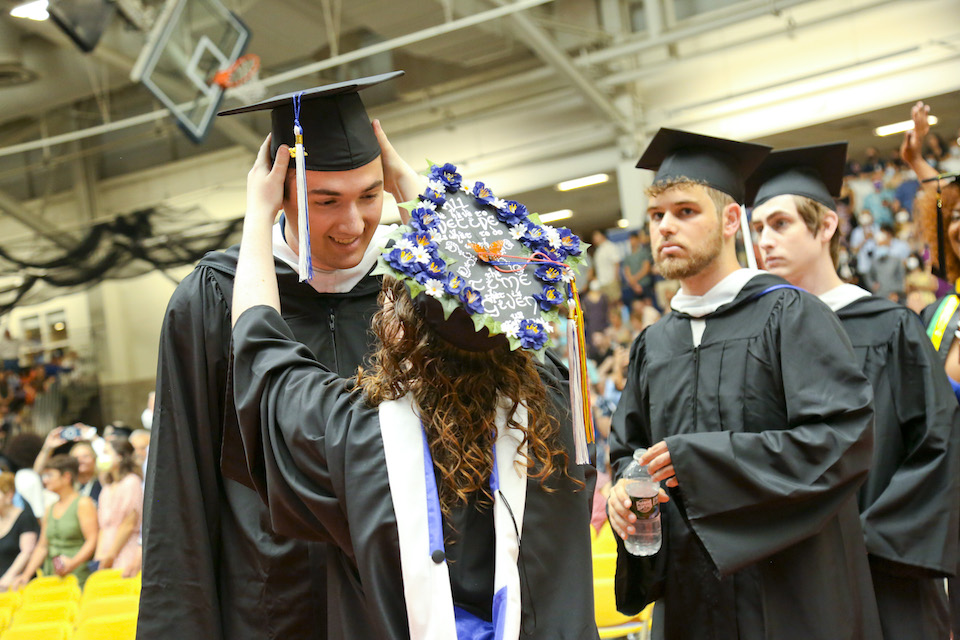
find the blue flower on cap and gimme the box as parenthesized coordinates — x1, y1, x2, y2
(496, 200, 528, 226)
(517, 319, 549, 350)
(523, 225, 549, 250)
(533, 285, 563, 311)
(424, 257, 447, 278)
(557, 228, 582, 256)
(444, 273, 466, 296)
(535, 263, 563, 284)
(411, 232, 440, 257)
(471, 181, 496, 206)
(411, 206, 441, 232)
(422, 186, 447, 207)
(429, 163, 462, 192)
(459, 287, 485, 315)
(385, 247, 422, 277)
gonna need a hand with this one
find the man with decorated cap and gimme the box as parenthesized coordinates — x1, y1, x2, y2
(748, 142, 960, 640)
(606, 128, 882, 639)
(138, 71, 423, 640)
(224, 128, 597, 639)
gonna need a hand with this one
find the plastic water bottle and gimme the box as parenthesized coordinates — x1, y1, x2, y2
(622, 448, 661, 556)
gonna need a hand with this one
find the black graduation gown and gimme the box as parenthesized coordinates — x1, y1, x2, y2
(609, 273, 882, 640)
(921, 293, 960, 638)
(836, 295, 958, 639)
(137, 246, 380, 640)
(227, 305, 599, 640)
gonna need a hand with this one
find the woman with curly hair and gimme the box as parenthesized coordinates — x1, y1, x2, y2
(224, 135, 596, 640)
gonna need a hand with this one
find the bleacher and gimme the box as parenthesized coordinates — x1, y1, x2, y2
(0, 570, 139, 640)
(592, 521, 653, 639)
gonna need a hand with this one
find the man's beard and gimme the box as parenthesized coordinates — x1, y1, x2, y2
(654, 226, 723, 280)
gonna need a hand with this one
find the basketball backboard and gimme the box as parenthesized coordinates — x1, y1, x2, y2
(130, 0, 250, 143)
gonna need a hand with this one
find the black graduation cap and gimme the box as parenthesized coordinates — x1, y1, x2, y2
(745, 142, 847, 210)
(637, 128, 772, 203)
(217, 70, 404, 171)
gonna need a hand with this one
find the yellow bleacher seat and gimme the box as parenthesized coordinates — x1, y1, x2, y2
(79, 579, 139, 604)
(0, 607, 12, 632)
(74, 612, 137, 640)
(592, 521, 619, 556)
(22, 584, 80, 606)
(12, 600, 78, 626)
(82, 570, 123, 590)
(76, 595, 138, 627)
(0, 592, 21, 610)
(23, 575, 78, 593)
(0, 620, 72, 640)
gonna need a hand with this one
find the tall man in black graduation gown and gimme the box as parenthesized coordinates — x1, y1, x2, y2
(606, 129, 882, 639)
(137, 72, 423, 640)
(748, 143, 960, 639)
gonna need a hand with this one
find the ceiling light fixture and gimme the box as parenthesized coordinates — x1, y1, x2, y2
(617, 219, 630, 228)
(540, 209, 573, 223)
(874, 115, 938, 137)
(556, 173, 609, 191)
(10, 0, 49, 20)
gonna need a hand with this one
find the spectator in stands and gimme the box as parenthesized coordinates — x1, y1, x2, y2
(129, 430, 150, 469)
(0, 331, 19, 374)
(621, 229, 653, 306)
(13, 455, 98, 588)
(102, 423, 132, 448)
(140, 391, 154, 431)
(3, 434, 47, 519)
(0, 472, 38, 591)
(70, 442, 101, 505)
(861, 170, 897, 227)
(94, 440, 142, 578)
(581, 278, 610, 344)
(591, 230, 622, 302)
(867, 225, 907, 301)
(628, 297, 660, 334)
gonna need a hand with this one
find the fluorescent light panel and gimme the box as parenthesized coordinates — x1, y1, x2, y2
(540, 209, 573, 223)
(874, 115, 938, 137)
(10, 0, 48, 20)
(617, 219, 630, 228)
(556, 173, 609, 191)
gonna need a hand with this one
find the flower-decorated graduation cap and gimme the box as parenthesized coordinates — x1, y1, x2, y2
(218, 70, 404, 281)
(745, 142, 848, 210)
(373, 163, 594, 463)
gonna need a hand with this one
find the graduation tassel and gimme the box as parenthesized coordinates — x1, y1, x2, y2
(566, 279, 594, 465)
(292, 93, 312, 282)
(739, 204, 758, 270)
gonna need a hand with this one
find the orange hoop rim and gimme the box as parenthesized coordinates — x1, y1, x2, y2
(213, 53, 261, 89)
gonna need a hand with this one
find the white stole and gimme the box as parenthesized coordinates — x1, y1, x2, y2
(379, 394, 527, 640)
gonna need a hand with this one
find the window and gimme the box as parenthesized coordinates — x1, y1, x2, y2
(21, 315, 41, 343)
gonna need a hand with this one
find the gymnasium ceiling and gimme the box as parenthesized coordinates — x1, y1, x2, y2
(0, 0, 958, 242)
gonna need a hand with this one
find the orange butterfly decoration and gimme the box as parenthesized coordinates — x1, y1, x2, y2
(470, 240, 505, 263)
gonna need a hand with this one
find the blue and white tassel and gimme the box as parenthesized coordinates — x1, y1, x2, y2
(293, 93, 312, 282)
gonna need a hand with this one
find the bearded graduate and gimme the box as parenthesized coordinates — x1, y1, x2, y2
(226, 136, 598, 640)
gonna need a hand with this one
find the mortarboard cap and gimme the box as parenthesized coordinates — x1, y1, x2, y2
(637, 128, 771, 203)
(746, 142, 847, 210)
(217, 70, 404, 171)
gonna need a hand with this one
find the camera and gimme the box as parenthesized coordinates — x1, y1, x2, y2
(60, 426, 82, 441)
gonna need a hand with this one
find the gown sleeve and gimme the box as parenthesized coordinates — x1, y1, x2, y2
(139, 268, 232, 639)
(666, 292, 875, 577)
(231, 304, 362, 545)
(861, 313, 960, 578)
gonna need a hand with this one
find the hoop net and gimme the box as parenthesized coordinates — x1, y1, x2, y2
(214, 54, 267, 103)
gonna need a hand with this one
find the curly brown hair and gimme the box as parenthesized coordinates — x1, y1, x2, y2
(916, 182, 960, 283)
(358, 277, 575, 514)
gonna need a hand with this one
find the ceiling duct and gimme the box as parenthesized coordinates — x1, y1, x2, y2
(0, 19, 37, 87)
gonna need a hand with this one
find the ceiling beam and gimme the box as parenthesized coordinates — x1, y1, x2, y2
(495, 1, 634, 136)
(0, 188, 76, 250)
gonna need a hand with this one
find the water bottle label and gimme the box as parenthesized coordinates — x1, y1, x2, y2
(632, 496, 659, 520)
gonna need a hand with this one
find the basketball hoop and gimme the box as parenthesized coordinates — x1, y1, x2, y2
(214, 53, 267, 103)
